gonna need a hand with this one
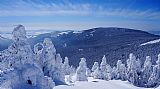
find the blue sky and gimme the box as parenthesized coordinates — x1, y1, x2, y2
(0, 0, 160, 31)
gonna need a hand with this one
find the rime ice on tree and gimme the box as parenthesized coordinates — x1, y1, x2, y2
(142, 56, 152, 85)
(0, 25, 55, 89)
(8, 25, 34, 68)
(75, 58, 88, 81)
(93, 65, 103, 79)
(34, 38, 65, 85)
(116, 60, 127, 80)
(127, 53, 139, 86)
(147, 54, 160, 87)
(100, 55, 107, 79)
(91, 62, 99, 72)
(62, 57, 71, 75)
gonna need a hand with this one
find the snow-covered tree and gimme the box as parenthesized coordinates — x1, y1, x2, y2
(119, 64, 127, 81)
(100, 55, 107, 71)
(106, 65, 112, 73)
(141, 56, 152, 85)
(51, 53, 65, 84)
(42, 38, 56, 76)
(111, 67, 117, 79)
(75, 58, 88, 81)
(34, 43, 44, 68)
(147, 65, 159, 87)
(127, 53, 139, 86)
(93, 66, 103, 79)
(100, 55, 107, 79)
(147, 54, 160, 87)
(34, 38, 65, 85)
(55, 53, 63, 69)
(62, 57, 71, 75)
(7, 25, 34, 68)
(69, 66, 76, 74)
(86, 68, 91, 77)
(116, 60, 127, 80)
(157, 54, 160, 70)
(105, 65, 112, 80)
(0, 50, 11, 70)
(0, 25, 55, 89)
(91, 62, 99, 72)
(136, 58, 141, 75)
(116, 60, 122, 79)
(34, 38, 56, 77)
(67, 66, 76, 83)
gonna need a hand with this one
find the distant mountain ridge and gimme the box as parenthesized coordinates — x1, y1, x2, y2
(148, 31, 160, 36)
(1, 27, 160, 68)
(28, 27, 160, 68)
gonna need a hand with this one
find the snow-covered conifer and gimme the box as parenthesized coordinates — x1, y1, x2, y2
(142, 56, 152, 85)
(116, 60, 122, 79)
(147, 54, 160, 87)
(8, 25, 34, 68)
(119, 64, 127, 81)
(100, 55, 107, 71)
(116, 60, 127, 80)
(111, 67, 117, 79)
(0, 25, 55, 89)
(36, 38, 65, 84)
(41, 38, 56, 76)
(51, 53, 65, 83)
(105, 65, 112, 80)
(106, 65, 112, 73)
(127, 53, 139, 86)
(62, 57, 71, 75)
(34, 43, 44, 68)
(93, 66, 103, 79)
(86, 68, 91, 77)
(91, 62, 99, 72)
(136, 58, 141, 75)
(75, 58, 88, 81)
(147, 65, 159, 87)
(69, 66, 76, 74)
(100, 55, 107, 79)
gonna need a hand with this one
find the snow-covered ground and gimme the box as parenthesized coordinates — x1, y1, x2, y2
(54, 77, 159, 89)
(140, 39, 160, 46)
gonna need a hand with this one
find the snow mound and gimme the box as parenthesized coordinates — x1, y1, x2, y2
(54, 77, 158, 89)
(140, 39, 160, 46)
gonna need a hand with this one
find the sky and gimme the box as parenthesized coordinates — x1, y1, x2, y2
(0, 0, 160, 31)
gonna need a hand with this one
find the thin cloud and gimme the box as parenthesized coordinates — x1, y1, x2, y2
(0, 0, 159, 20)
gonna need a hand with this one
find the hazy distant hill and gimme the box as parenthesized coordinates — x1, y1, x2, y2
(0, 35, 12, 51)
